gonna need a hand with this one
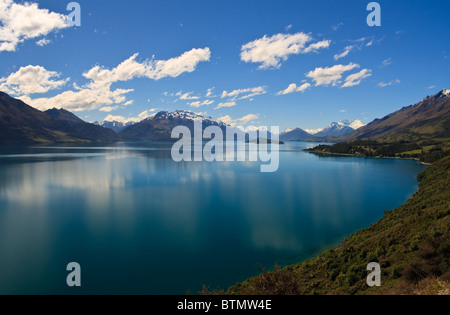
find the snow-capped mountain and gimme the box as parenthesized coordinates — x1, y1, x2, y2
(348, 120, 366, 130)
(151, 110, 228, 128)
(313, 120, 366, 137)
(439, 88, 450, 97)
(99, 120, 137, 133)
(119, 110, 237, 141)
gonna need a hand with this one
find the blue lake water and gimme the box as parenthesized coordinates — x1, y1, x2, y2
(0, 142, 425, 294)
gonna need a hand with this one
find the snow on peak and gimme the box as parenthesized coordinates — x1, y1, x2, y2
(305, 120, 365, 135)
(153, 110, 226, 126)
(282, 128, 294, 134)
(442, 89, 450, 96)
(349, 120, 366, 130)
(305, 128, 324, 135)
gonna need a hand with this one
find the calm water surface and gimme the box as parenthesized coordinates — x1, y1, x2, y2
(0, 142, 425, 294)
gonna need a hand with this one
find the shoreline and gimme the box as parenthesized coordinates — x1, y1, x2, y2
(304, 149, 433, 166)
(227, 154, 450, 295)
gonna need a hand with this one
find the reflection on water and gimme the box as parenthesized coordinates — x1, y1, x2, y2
(0, 142, 425, 294)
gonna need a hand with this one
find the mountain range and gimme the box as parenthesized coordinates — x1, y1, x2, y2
(97, 120, 136, 133)
(119, 110, 231, 141)
(0, 89, 449, 145)
(279, 119, 366, 141)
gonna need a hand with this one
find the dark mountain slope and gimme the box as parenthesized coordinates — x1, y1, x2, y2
(45, 108, 118, 142)
(280, 128, 311, 141)
(348, 90, 450, 142)
(0, 92, 117, 144)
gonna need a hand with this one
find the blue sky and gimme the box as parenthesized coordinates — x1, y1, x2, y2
(0, 0, 449, 131)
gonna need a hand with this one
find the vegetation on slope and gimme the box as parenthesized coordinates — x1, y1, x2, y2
(306, 139, 450, 164)
(227, 156, 450, 295)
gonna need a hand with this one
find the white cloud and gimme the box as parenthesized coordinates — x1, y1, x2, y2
(334, 45, 354, 60)
(221, 86, 266, 99)
(215, 101, 236, 110)
(103, 109, 156, 124)
(99, 106, 120, 113)
(99, 100, 134, 112)
(188, 100, 214, 108)
(36, 38, 51, 46)
(306, 63, 360, 86)
(0, 65, 68, 95)
(138, 109, 156, 120)
(241, 33, 330, 69)
(205, 87, 216, 98)
(381, 58, 392, 67)
(15, 48, 210, 112)
(342, 69, 372, 88)
(84, 48, 210, 85)
(19, 86, 134, 112)
(103, 114, 141, 124)
(331, 23, 344, 31)
(179, 92, 200, 100)
(303, 40, 331, 54)
(147, 47, 211, 80)
(124, 100, 134, 106)
(0, 0, 69, 52)
(377, 79, 400, 88)
(218, 114, 259, 126)
(277, 82, 311, 95)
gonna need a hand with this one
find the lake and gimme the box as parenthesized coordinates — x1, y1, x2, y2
(0, 142, 425, 294)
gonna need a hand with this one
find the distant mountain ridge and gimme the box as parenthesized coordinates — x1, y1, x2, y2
(98, 120, 136, 133)
(280, 128, 312, 141)
(314, 120, 365, 137)
(280, 120, 365, 141)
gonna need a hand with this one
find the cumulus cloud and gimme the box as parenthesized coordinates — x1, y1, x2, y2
(0, 0, 69, 52)
(19, 86, 134, 112)
(103, 109, 156, 124)
(99, 106, 120, 113)
(148, 48, 211, 80)
(306, 63, 360, 87)
(84, 48, 210, 86)
(342, 69, 372, 88)
(13, 48, 211, 112)
(218, 114, 259, 126)
(103, 114, 140, 124)
(0, 65, 69, 95)
(221, 86, 266, 99)
(241, 33, 330, 69)
(277, 82, 311, 95)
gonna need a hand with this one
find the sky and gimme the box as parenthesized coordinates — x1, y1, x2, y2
(0, 0, 449, 131)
